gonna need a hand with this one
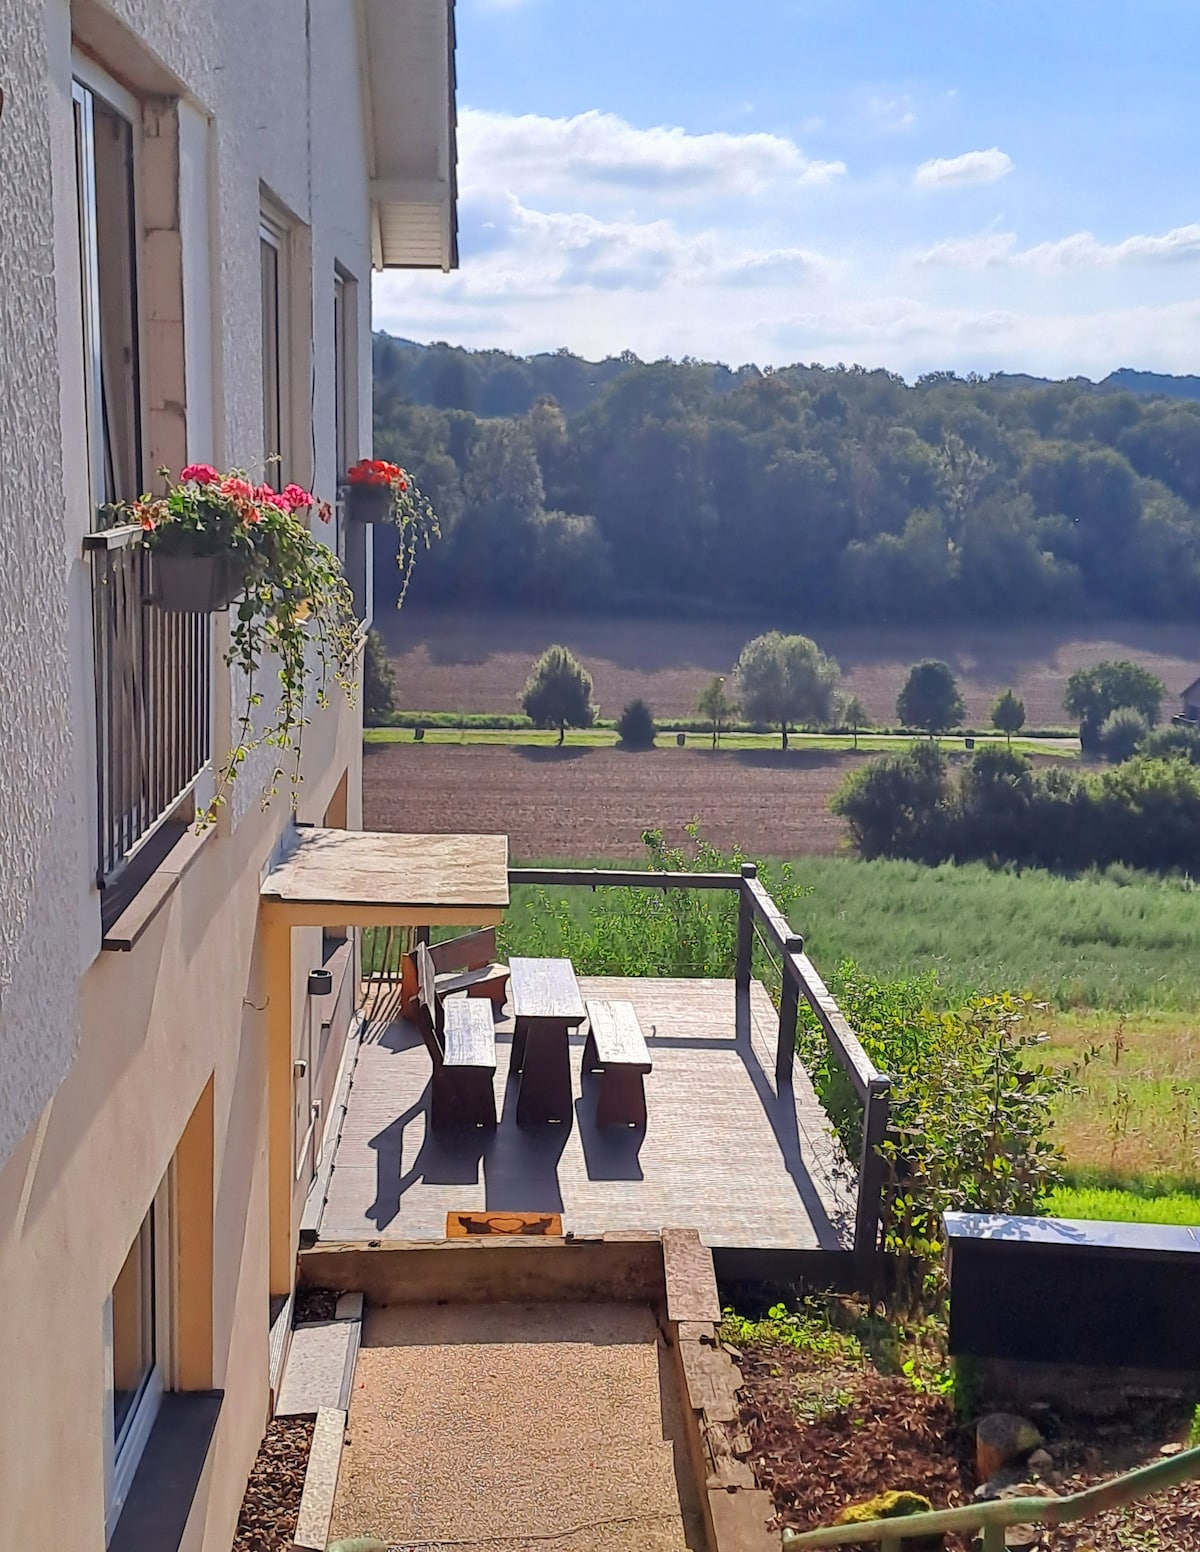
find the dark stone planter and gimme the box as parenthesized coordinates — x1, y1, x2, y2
(343, 482, 392, 525)
(150, 553, 239, 613)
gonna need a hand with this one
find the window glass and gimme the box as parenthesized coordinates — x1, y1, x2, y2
(111, 1212, 155, 1444)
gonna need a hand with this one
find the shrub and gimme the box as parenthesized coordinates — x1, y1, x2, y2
(797, 964, 1075, 1313)
(616, 697, 657, 749)
(1100, 707, 1149, 763)
(1141, 723, 1200, 764)
(362, 628, 397, 724)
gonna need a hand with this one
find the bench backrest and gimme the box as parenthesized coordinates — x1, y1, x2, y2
(414, 941, 444, 1066)
(427, 927, 498, 976)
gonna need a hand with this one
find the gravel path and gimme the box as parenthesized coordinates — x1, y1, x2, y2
(329, 1301, 703, 1551)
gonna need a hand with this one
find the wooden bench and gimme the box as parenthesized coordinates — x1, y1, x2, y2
(415, 941, 497, 1130)
(583, 999, 652, 1128)
(402, 927, 509, 1020)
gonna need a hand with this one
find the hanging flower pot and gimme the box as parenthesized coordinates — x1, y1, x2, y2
(343, 479, 393, 525)
(151, 552, 240, 613)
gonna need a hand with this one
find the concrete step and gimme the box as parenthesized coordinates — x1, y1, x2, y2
(276, 1319, 360, 1416)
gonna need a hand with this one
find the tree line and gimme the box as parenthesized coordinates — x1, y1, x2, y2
(372, 336, 1200, 622)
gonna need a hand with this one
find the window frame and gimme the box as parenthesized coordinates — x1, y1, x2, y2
(72, 56, 146, 518)
(103, 1171, 177, 1543)
(260, 209, 292, 492)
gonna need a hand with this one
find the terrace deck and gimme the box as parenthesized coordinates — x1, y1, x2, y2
(314, 976, 855, 1254)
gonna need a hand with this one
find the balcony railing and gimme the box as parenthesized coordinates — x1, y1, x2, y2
(509, 863, 892, 1260)
(84, 527, 212, 910)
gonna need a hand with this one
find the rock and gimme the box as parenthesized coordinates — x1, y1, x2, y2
(1027, 1448, 1055, 1476)
(974, 1466, 1025, 1500)
(976, 1413, 1044, 1481)
(835, 1490, 944, 1550)
(1160, 1442, 1184, 1456)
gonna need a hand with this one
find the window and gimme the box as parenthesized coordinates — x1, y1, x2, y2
(73, 71, 142, 515)
(105, 1179, 174, 1541)
(333, 273, 350, 481)
(260, 212, 290, 491)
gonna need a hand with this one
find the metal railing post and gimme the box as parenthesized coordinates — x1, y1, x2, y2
(853, 1076, 892, 1259)
(736, 863, 756, 994)
(776, 935, 803, 1085)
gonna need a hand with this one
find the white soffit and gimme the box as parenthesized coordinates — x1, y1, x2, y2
(360, 0, 459, 271)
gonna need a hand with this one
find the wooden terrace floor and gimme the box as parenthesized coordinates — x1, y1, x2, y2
(314, 977, 856, 1253)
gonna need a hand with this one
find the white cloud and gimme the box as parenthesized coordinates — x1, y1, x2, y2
(914, 148, 1013, 189)
(458, 107, 846, 201)
(913, 222, 1200, 271)
(456, 191, 831, 297)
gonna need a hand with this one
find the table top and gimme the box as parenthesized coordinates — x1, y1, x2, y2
(509, 957, 586, 1023)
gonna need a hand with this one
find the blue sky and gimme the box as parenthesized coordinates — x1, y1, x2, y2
(373, 0, 1200, 379)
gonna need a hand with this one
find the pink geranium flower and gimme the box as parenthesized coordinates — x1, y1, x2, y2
(181, 463, 219, 485)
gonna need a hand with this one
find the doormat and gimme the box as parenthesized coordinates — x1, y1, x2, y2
(445, 1210, 563, 1237)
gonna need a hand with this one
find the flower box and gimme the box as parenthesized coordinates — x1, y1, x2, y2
(150, 552, 240, 613)
(343, 481, 393, 525)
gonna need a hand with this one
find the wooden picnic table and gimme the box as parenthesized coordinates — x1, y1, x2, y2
(508, 957, 586, 1125)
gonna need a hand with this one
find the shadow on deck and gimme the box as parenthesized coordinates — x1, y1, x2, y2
(314, 977, 855, 1257)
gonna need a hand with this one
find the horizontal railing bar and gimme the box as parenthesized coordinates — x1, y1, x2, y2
(743, 874, 794, 956)
(83, 524, 142, 552)
(508, 867, 740, 890)
(782, 1441, 1200, 1547)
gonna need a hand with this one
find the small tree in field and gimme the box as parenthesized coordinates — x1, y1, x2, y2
(841, 694, 871, 750)
(616, 698, 656, 750)
(897, 660, 965, 739)
(734, 631, 840, 750)
(696, 675, 738, 748)
(1064, 660, 1165, 754)
(521, 645, 596, 744)
(990, 688, 1026, 747)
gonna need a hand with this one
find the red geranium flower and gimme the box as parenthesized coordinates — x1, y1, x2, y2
(283, 483, 314, 510)
(181, 463, 219, 485)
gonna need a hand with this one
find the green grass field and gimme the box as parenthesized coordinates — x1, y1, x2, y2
(364, 725, 1075, 759)
(1046, 1186, 1200, 1224)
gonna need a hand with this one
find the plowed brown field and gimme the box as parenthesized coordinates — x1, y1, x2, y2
(363, 742, 868, 858)
(378, 610, 1200, 728)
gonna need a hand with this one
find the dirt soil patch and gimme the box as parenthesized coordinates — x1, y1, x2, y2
(363, 742, 866, 858)
(736, 1339, 1200, 1550)
(294, 1287, 339, 1323)
(379, 609, 1200, 727)
(232, 1416, 314, 1552)
(736, 1340, 975, 1546)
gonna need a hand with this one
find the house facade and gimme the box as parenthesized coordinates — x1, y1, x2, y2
(0, 1, 456, 1546)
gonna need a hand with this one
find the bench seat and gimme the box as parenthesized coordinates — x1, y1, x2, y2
(583, 999, 652, 1128)
(415, 944, 497, 1130)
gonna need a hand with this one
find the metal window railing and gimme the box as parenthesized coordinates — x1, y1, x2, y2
(508, 864, 891, 1257)
(84, 526, 212, 895)
(781, 1442, 1200, 1551)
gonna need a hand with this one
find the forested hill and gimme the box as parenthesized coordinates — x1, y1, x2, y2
(372, 334, 1200, 622)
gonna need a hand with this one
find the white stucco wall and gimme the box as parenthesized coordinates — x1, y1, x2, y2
(0, 1, 384, 1547)
(0, 0, 86, 1166)
(0, 0, 374, 1166)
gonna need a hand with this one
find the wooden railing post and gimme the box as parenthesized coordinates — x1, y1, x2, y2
(776, 935, 803, 1085)
(854, 1076, 892, 1259)
(736, 863, 756, 994)
(735, 864, 756, 1043)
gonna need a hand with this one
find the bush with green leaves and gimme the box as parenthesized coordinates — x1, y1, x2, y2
(1100, 706, 1150, 763)
(796, 964, 1075, 1312)
(1141, 723, 1200, 763)
(615, 697, 657, 749)
(1064, 660, 1165, 753)
(362, 628, 397, 724)
(833, 744, 1200, 873)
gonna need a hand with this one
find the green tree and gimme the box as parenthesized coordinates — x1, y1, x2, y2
(990, 689, 1026, 746)
(734, 632, 841, 750)
(841, 694, 871, 750)
(1064, 660, 1166, 753)
(616, 698, 656, 750)
(696, 675, 738, 748)
(362, 628, 397, 725)
(520, 645, 597, 745)
(897, 661, 965, 738)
